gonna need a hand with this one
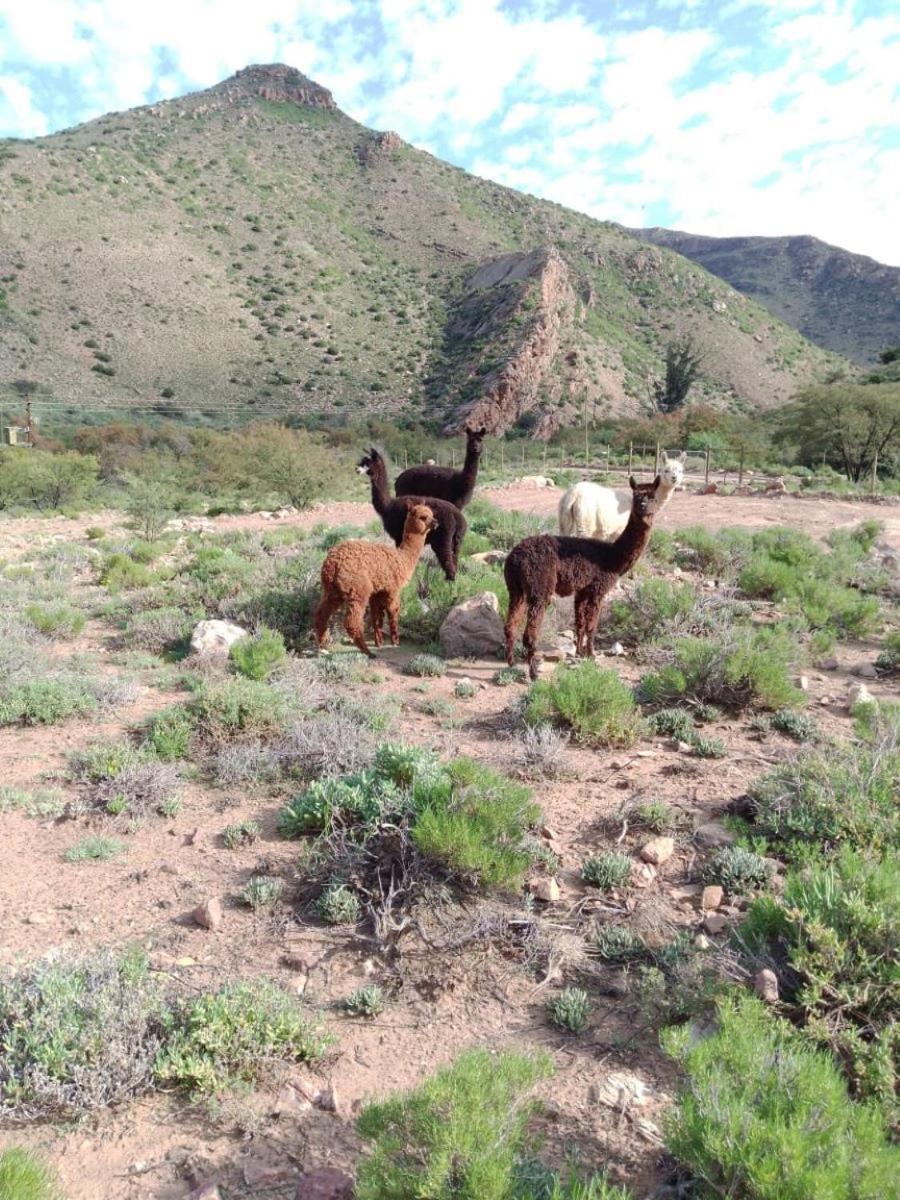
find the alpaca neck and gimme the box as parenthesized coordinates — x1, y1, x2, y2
(461, 439, 480, 483)
(368, 460, 391, 515)
(397, 530, 428, 575)
(602, 508, 653, 574)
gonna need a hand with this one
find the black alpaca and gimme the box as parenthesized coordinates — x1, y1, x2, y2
(504, 476, 663, 680)
(394, 426, 486, 510)
(357, 448, 468, 582)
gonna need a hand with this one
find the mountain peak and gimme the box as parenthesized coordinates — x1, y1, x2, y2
(215, 64, 337, 111)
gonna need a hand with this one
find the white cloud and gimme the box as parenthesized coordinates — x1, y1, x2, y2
(0, 75, 48, 135)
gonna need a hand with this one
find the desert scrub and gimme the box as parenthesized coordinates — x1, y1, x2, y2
(187, 676, 291, 745)
(316, 881, 362, 925)
(70, 739, 181, 819)
(24, 601, 85, 639)
(404, 653, 446, 677)
(356, 1047, 553, 1200)
(517, 722, 570, 778)
(636, 625, 802, 710)
(123, 606, 193, 653)
(156, 979, 332, 1096)
(608, 577, 697, 643)
(0, 787, 66, 818)
(279, 772, 403, 838)
(674, 525, 752, 577)
(702, 845, 772, 894)
(64, 835, 125, 863)
(742, 850, 899, 1117)
(223, 819, 261, 849)
(399, 559, 508, 644)
(648, 706, 695, 740)
(630, 799, 674, 833)
(99, 552, 159, 593)
(746, 713, 899, 862)
(662, 994, 898, 1200)
(770, 707, 819, 742)
(591, 924, 646, 963)
(0, 675, 97, 726)
(344, 985, 386, 1018)
(143, 705, 194, 761)
(688, 732, 726, 758)
(525, 662, 644, 747)
(454, 678, 476, 699)
(240, 875, 284, 909)
(875, 630, 900, 675)
(275, 708, 379, 780)
(581, 852, 632, 891)
(494, 664, 528, 686)
(548, 987, 590, 1034)
(0, 1148, 60, 1200)
(229, 626, 285, 680)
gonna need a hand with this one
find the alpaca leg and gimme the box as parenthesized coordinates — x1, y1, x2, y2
(523, 601, 548, 681)
(433, 531, 457, 582)
(574, 591, 589, 657)
(504, 586, 527, 666)
(313, 591, 341, 650)
(369, 594, 386, 647)
(386, 596, 401, 646)
(343, 599, 374, 658)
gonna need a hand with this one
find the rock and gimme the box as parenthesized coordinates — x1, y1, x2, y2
(693, 934, 711, 950)
(439, 591, 505, 658)
(700, 885, 724, 911)
(541, 824, 558, 841)
(518, 474, 555, 488)
(609, 641, 625, 656)
(854, 662, 878, 679)
(282, 952, 311, 972)
(640, 836, 674, 866)
(273, 1083, 313, 1116)
(821, 656, 839, 671)
(467, 550, 506, 567)
(676, 740, 693, 754)
(847, 682, 875, 709)
(314, 1084, 339, 1114)
(25, 912, 52, 926)
(631, 861, 657, 887)
(194, 897, 223, 932)
(797, 675, 810, 691)
(754, 968, 779, 1003)
(189, 619, 248, 656)
(532, 877, 561, 902)
(243, 1160, 294, 1188)
(600, 969, 630, 998)
(703, 913, 728, 935)
(590, 1070, 649, 1109)
(295, 1169, 355, 1200)
(187, 1183, 222, 1200)
(695, 822, 736, 849)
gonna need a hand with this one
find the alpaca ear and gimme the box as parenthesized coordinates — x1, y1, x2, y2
(653, 474, 662, 488)
(629, 475, 637, 489)
(678, 451, 687, 462)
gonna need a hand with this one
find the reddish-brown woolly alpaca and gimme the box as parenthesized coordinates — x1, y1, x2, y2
(504, 476, 664, 679)
(313, 504, 437, 658)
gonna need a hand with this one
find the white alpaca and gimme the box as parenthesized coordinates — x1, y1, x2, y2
(558, 451, 686, 540)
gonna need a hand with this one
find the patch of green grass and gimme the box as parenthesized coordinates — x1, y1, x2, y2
(591, 924, 646, 963)
(0, 787, 66, 818)
(404, 653, 446, 677)
(526, 662, 645, 747)
(356, 1047, 553, 1200)
(0, 677, 97, 726)
(64, 836, 126, 863)
(662, 994, 898, 1200)
(316, 881, 361, 925)
(223, 819, 261, 849)
(581, 852, 632, 891)
(548, 987, 590, 1034)
(688, 732, 726, 758)
(630, 799, 674, 833)
(229, 627, 286, 680)
(770, 707, 819, 742)
(24, 602, 86, 639)
(99, 553, 158, 593)
(187, 676, 291, 744)
(702, 845, 772, 894)
(608, 577, 697, 643)
(143, 705, 193, 761)
(240, 874, 284, 909)
(494, 664, 528, 686)
(647, 707, 695, 740)
(0, 1148, 60, 1200)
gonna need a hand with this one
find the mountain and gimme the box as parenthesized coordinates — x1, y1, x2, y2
(0, 64, 846, 437)
(627, 228, 900, 366)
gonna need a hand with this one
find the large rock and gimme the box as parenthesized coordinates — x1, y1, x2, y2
(439, 591, 505, 658)
(189, 619, 248, 656)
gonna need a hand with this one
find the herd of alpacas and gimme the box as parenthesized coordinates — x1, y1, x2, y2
(313, 428, 682, 677)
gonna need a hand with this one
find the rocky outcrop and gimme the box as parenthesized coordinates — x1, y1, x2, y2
(439, 592, 505, 658)
(223, 65, 337, 110)
(358, 130, 405, 164)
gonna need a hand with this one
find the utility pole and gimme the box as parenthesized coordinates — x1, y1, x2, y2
(583, 394, 589, 468)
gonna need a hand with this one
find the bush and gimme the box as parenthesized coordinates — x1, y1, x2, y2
(223, 819, 261, 849)
(122, 476, 175, 542)
(156, 979, 331, 1095)
(0, 676, 97, 726)
(344, 985, 386, 1018)
(241, 875, 284, 909)
(71, 740, 181, 819)
(637, 626, 802, 710)
(0, 1149, 59, 1200)
(648, 707, 695, 740)
(404, 653, 446, 677)
(876, 630, 900, 675)
(548, 987, 590, 1034)
(275, 708, 379, 780)
(770, 707, 819, 742)
(688, 732, 726, 758)
(143, 706, 193, 761)
(64, 836, 125, 862)
(99, 553, 157, 593)
(123, 606, 192, 654)
(630, 799, 674, 833)
(316, 882, 361, 925)
(608, 577, 697, 643)
(517, 722, 570, 778)
(229, 627, 286, 680)
(24, 602, 85, 639)
(356, 1047, 553, 1200)
(187, 677, 291, 744)
(399, 560, 508, 644)
(662, 994, 898, 1200)
(581, 852, 632, 891)
(702, 846, 772, 894)
(525, 662, 645, 747)
(591, 924, 646, 963)
(675, 526, 752, 576)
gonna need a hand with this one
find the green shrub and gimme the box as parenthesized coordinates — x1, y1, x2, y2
(223, 819, 261, 849)
(647, 527, 676, 565)
(771, 707, 819, 742)
(526, 662, 644, 747)
(0, 1148, 59, 1200)
(591, 924, 646, 963)
(688, 732, 726, 758)
(608, 577, 696, 643)
(70, 739, 181, 819)
(316, 882, 361, 925)
(702, 846, 772, 894)
(454, 678, 476, 699)
(647, 707, 695, 740)
(123, 606, 192, 653)
(581, 852, 632, 891)
(404, 653, 446, 677)
(278, 771, 403, 838)
(24, 602, 85, 639)
(344, 985, 386, 1018)
(494, 665, 528, 686)
(675, 526, 752, 576)
(99, 553, 157, 593)
(0, 676, 97, 726)
(548, 987, 590, 1034)
(64, 836, 125, 863)
(662, 994, 898, 1200)
(240, 875, 284, 909)
(229, 627, 286, 680)
(143, 706, 193, 761)
(876, 630, 900, 675)
(637, 626, 802, 710)
(187, 677, 290, 744)
(465, 498, 545, 550)
(156, 979, 331, 1095)
(630, 799, 674, 833)
(85, 526, 105, 540)
(356, 1047, 553, 1200)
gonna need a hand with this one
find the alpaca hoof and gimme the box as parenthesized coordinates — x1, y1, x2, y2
(528, 657, 542, 682)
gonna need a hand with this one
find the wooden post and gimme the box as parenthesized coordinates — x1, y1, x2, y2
(704, 447, 711, 485)
(605, 443, 610, 473)
(500, 440, 505, 471)
(403, 447, 408, 469)
(738, 447, 745, 487)
(25, 395, 33, 448)
(655, 440, 661, 473)
(522, 443, 526, 467)
(871, 449, 879, 496)
(628, 441, 633, 475)
(542, 443, 547, 471)
(451, 448, 456, 469)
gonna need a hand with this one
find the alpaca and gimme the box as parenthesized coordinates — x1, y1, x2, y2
(558, 451, 685, 540)
(394, 426, 486, 509)
(313, 504, 437, 658)
(505, 476, 664, 679)
(357, 448, 468, 582)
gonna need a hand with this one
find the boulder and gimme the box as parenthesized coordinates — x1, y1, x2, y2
(854, 662, 878, 679)
(517, 474, 555, 488)
(700, 885, 723, 911)
(532, 877, 561, 902)
(190, 619, 248, 656)
(695, 821, 736, 849)
(439, 591, 505, 658)
(847, 682, 875, 709)
(194, 897, 223, 932)
(467, 550, 506, 567)
(754, 968, 779, 1004)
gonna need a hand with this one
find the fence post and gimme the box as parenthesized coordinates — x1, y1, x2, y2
(605, 443, 610, 473)
(500, 441, 505, 471)
(522, 443, 526, 468)
(542, 443, 547, 471)
(871, 449, 879, 496)
(404, 448, 408, 469)
(738, 447, 745, 488)
(451, 448, 456, 469)
(655, 440, 661, 473)
(704, 447, 710, 485)
(628, 441, 633, 475)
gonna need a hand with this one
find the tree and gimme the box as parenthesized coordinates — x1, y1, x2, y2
(878, 346, 899, 365)
(655, 334, 704, 414)
(777, 382, 900, 482)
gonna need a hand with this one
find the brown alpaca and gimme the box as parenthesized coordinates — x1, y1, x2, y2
(504, 477, 664, 680)
(313, 504, 437, 658)
(394, 426, 486, 509)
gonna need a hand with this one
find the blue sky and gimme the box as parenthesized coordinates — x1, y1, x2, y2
(1, 0, 898, 263)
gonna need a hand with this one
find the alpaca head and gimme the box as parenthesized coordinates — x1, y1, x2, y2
(405, 503, 438, 537)
(660, 450, 686, 489)
(629, 474, 665, 521)
(356, 447, 383, 477)
(465, 426, 487, 457)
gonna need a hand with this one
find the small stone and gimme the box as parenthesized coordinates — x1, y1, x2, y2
(282, 952, 311, 972)
(695, 822, 736, 848)
(25, 912, 52, 926)
(532, 877, 561, 903)
(273, 1084, 313, 1116)
(540, 824, 558, 841)
(635, 749, 654, 758)
(704, 913, 728, 935)
(295, 1168, 355, 1200)
(314, 1084, 339, 1114)
(630, 861, 657, 887)
(609, 641, 625, 656)
(187, 1183, 222, 1200)
(590, 1070, 649, 1109)
(676, 740, 693, 754)
(701, 885, 724, 911)
(640, 836, 674, 866)
(754, 968, 779, 1003)
(362, 958, 377, 976)
(821, 656, 839, 671)
(797, 675, 810, 691)
(847, 682, 875, 709)
(693, 934, 711, 950)
(194, 897, 223, 932)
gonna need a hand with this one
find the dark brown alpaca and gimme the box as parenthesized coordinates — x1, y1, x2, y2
(504, 476, 664, 680)
(357, 448, 468, 581)
(394, 426, 486, 509)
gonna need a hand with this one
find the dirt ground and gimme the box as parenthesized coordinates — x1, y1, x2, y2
(0, 486, 897, 1199)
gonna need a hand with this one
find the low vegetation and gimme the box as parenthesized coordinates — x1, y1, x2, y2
(526, 662, 644, 747)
